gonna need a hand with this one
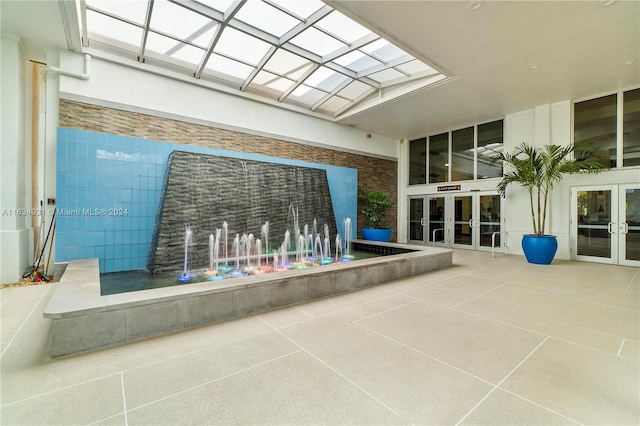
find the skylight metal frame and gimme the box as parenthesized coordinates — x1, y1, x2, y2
(80, 0, 449, 120)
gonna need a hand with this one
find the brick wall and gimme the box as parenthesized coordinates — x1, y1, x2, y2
(58, 99, 398, 239)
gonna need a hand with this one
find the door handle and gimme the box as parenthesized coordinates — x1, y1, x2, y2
(621, 222, 628, 234)
(420, 218, 425, 226)
(607, 222, 615, 234)
(468, 219, 474, 228)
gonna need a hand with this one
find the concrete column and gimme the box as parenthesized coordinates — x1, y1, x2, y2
(0, 35, 32, 283)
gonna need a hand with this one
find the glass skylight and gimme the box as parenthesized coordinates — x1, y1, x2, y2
(368, 68, 406, 84)
(318, 96, 350, 113)
(289, 27, 347, 57)
(82, 0, 448, 119)
(234, 1, 299, 37)
(334, 51, 383, 73)
(305, 67, 349, 92)
(204, 53, 255, 81)
(263, 49, 311, 76)
(338, 81, 372, 101)
(195, 0, 235, 14)
(362, 39, 407, 62)
(396, 60, 436, 76)
(150, 1, 211, 40)
(86, 10, 142, 48)
(253, 71, 293, 92)
(272, 0, 325, 20)
(214, 27, 272, 66)
(290, 85, 326, 105)
(316, 11, 370, 44)
(88, 0, 148, 25)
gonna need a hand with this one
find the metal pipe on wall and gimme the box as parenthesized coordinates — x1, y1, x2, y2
(41, 53, 91, 80)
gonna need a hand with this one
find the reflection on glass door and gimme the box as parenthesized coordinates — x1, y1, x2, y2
(428, 196, 446, 244)
(479, 194, 501, 248)
(621, 185, 640, 266)
(576, 189, 614, 260)
(408, 192, 502, 252)
(408, 197, 425, 243)
(453, 195, 473, 247)
(407, 196, 447, 245)
(572, 185, 639, 266)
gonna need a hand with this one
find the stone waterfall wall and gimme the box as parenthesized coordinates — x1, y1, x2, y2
(149, 151, 338, 274)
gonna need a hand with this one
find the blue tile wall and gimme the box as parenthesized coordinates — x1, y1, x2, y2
(56, 127, 358, 272)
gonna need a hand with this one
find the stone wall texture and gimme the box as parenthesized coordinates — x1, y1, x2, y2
(58, 99, 398, 239)
(149, 151, 338, 274)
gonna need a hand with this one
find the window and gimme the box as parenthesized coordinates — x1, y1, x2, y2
(409, 119, 503, 185)
(451, 127, 474, 181)
(477, 120, 503, 179)
(574, 88, 640, 168)
(574, 94, 617, 168)
(409, 138, 426, 185)
(623, 88, 640, 167)
(428, 133, 449, 184)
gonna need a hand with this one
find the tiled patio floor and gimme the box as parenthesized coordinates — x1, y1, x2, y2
(1, 250, 638, 425)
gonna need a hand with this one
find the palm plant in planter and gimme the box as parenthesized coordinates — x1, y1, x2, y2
(359, 189, 393, 242)
(493, 142, 604, 264)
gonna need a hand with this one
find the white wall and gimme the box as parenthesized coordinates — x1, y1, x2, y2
(0, 35, 32, 283)
(397, 99, 639, 259)
(505, 101, 640, 259)
(501, 107, 536, 254)
(57, 51, 399, 159)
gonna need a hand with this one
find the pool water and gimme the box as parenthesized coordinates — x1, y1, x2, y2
(100, 251, 381, 295)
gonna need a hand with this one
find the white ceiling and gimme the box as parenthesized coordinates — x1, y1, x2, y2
(1, 1, 69, 61)
(2, 0, 639, 140)
(331, 0, 640, 139)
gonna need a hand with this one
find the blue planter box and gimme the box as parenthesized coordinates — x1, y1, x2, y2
(362, 228, 392, 242)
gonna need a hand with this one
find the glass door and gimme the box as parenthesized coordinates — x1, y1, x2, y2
(452, 195, 474, 248)
(620, 184, 640, 267)
(573, 187, 616, 263)
(451, 192, 502, 251)
(407, 195, 447, 245)
(408, 192, 502, 252)
(408, 197, 426, 244)
(428, 196, 447, 245)
(571, 185, 639, 266)
(478, 193, 502, 250)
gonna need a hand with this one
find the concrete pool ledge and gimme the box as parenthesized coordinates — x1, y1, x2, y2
(44, 241, 453, 357)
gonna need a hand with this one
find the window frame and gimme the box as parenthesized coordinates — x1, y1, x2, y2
(407, 118, 504, 186)
(573, 86, 640, 169)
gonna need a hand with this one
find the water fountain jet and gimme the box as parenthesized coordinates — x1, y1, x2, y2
(178, 225, 194, 283)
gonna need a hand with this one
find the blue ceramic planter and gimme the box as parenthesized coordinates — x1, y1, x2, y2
(362, 228, 392, 242)
(521, 234, 558, 264)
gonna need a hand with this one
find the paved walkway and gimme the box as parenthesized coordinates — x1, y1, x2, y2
(1, 250, 638, 425)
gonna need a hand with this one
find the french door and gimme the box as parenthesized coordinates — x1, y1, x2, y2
(408, 192, 502, 251)
(408, 195, 446, 245)
(571, 184, 640, 266)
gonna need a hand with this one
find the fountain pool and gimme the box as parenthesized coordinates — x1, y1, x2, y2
(44, 240, 452, 357)
(101, 251, 381, 295)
